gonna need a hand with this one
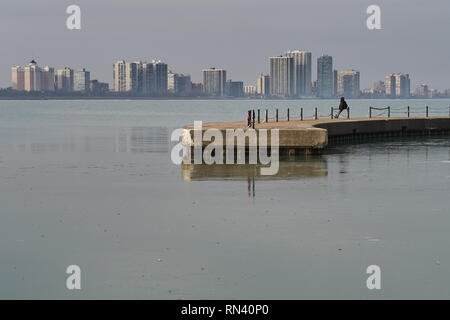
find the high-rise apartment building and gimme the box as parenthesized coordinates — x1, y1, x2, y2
(12, 60, 55, 92)
(332, 69, 338, 97)
(257, 74, 270, 96)
(74, 68, 91, 92)
(153, 60, 168, 95)
(269, 56, 294, 97)
(55, 67, 74, 92)
(11, 66, 25, 91)
(284, 50, 312, 97)
(385, 74, 395, 98)
(317, 55, 333, 98)
(337, 70, 360, 98)
(168, 71, 191, 95)
(415, 84, 429, 98)
(244, 85, 257, 96)
(385, 73, 410, 98)
(113, 60, 168, 95)
(113, 60, 127, 92)
(395, 73, 410, 98)
(202, 68, 227, 96)
(226, 80, 244, 97)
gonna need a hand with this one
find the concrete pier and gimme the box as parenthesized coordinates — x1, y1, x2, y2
(181, 116, 450, 154)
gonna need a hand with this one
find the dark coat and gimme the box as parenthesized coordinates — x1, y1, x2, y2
(339, 100, 348, 110)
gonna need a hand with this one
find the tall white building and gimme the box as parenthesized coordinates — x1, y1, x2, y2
(113, 60, 126, 92)
(285, 50, 312, 97)
(257, 74, 270, 96)
(317, 55, 333, 98)
(55, 67, 74, 92)
(386, 73, 410, 98)
(113, 60, 168, 95)
(269, 56, 294, 97)
(202, 68, 227, 96)
(337, 70, 360, 98)
(12, 60, 54, 92)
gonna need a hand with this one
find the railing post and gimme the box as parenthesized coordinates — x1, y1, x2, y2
(426, 106, 429, 117)
(369, 106, 372, 118)
(265, 109, 268, 122)
(257, 109, 260, 123)
(252, 109, 255, 128)
(407, 106, 410, 118)
(388, 106, 391, 118)
(276, 108, 278, 122)
(300, 107, 303, 121)
(287, 108, 290, 121)
(331, 107, 334, 119)
(314, 107, 318, 120)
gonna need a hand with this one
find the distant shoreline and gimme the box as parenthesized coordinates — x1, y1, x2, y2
(1, 96, 449, 101)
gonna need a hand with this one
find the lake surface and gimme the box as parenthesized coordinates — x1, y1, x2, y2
(0, 99, 449, 299)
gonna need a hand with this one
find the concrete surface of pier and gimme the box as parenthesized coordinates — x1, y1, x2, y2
(182, 116, 450, 154)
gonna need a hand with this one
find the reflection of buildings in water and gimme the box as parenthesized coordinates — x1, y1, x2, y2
(181, 156, 328, 181)
(115, 127, 169, 153)
(247, 176, 255, 198)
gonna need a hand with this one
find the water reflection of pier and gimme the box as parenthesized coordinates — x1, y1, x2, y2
(181, 156, 328, 181)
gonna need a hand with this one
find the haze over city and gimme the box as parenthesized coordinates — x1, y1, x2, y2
(1, 0, 450, 90)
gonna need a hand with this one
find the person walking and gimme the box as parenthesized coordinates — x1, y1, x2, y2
(335, 97, 348, 119)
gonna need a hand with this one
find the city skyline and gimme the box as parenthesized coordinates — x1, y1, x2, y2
(1, 1, 450, 91)
(8, 55, 450, 99)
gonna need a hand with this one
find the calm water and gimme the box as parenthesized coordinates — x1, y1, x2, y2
(0, 99, 449, 299)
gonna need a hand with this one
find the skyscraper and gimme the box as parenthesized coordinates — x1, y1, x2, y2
(337, 70, 360, 98)
(269, 56, 294, 97)
(55, 67, 74, 92)
(41, 66, 55, 92)
(142, 62, 155, 94)
(202, 68, 226, 96)
(11, 66, 25, 91)
(12, 60, 55, 92)
(385, 74, 395, 98)
(332, 69, 338, 97)
(125, 62, 138, 92)
(113, 60, 167, 95)
(225, 80, 244, 97)
(257, 74, 270, 96)
(153, 60, 168, 95)
(415, 84, 429, 98)
(284, 50, 312, 97)
(113, 60, 127, 92)
(74, 68, 91, 92)
(168, 71, 191, 95)
(385, 73, 410, 98)
(24, 60, 41, 92)
(317, 55, 333, 98)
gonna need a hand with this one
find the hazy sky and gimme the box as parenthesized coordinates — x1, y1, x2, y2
(1, 0, 449, 90)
